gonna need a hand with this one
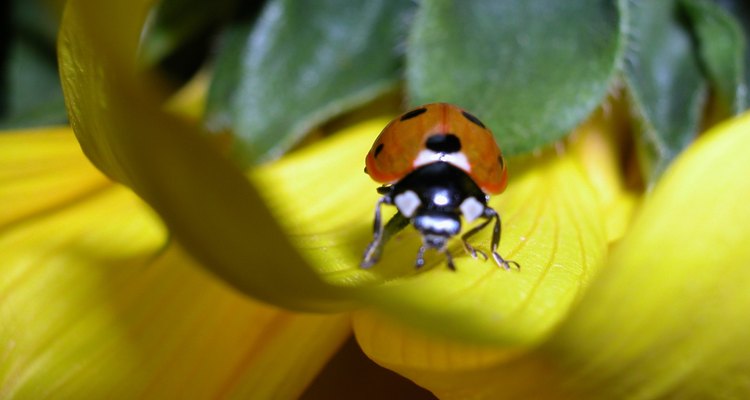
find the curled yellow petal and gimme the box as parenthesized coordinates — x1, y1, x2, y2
(58, 0, 351, 309)
(0, 130, 351, 399)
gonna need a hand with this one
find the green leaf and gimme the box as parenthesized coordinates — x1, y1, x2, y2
(624, 0, 708, 185)
(227, 0, 413, 165)
(681, 0, 747, 115)
(204, 19, 255, 132)
(713, 0, 750, 111)
(407, 0, 623, 156)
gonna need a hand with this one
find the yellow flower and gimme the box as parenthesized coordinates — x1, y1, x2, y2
(2, 0, 750, 398)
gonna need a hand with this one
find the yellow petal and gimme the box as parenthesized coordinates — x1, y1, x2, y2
(536, 110, 750, 398)
(164, 69, 210, 121)
(58, 0, 351, 309)
(357, 146, 608, 344)
(355, 111, 750, 399)
(0, 129, 351, 399)
(0, 127, 110, 227)
(568, 107, 639, 242)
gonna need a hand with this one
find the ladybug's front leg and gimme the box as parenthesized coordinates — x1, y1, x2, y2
(462, 208, 520, 270)
(361, 198, 409, 268)
(461, 217, 492, 261)
(485, 208, 520, 271)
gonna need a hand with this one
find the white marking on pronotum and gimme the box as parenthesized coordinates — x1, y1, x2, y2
(433, 192, 450, 206)
(460, 197, 485, 223)
(394, 190, 421, 218)
(413, 150, 471, 173)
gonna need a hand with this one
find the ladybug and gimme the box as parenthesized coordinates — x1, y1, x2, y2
(361, 103, 519, 271)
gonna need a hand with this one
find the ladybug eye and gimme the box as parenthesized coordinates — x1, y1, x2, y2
(461, 111, 486, 129)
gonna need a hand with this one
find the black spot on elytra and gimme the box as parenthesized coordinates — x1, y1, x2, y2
(462, 111, 486, 129)
(498, 155, 505, 169)
(374, 143, 384, 158)
(425, 134, 461, 153)
(400, 107, 427, 121)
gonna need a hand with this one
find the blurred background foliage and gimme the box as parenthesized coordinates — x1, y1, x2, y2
(1, 0, 67, 129)
(3, 0, 749, 185)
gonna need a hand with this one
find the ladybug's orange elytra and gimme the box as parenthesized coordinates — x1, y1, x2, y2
(365, 103, 508, 194)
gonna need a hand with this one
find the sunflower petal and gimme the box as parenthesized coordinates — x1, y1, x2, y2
(568, 108, 639, 242)
(355, 149, 607, 344)
(0, 130, 351, 399)
(535, 110, 750, 398)
(0, 127, 110, 228)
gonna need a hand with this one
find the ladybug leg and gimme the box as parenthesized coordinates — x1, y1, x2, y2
(442, 248, 456, 271)
(361, 198, 408, 268)
(461, 218, 492, 261)
(361, 197, 386, 268)
(485, 208, 520, 271)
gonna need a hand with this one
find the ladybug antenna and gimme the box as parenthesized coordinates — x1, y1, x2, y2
(414, 239, 456, 271)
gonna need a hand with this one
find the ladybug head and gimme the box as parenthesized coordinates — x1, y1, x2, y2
(413, 211, 461, 250)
